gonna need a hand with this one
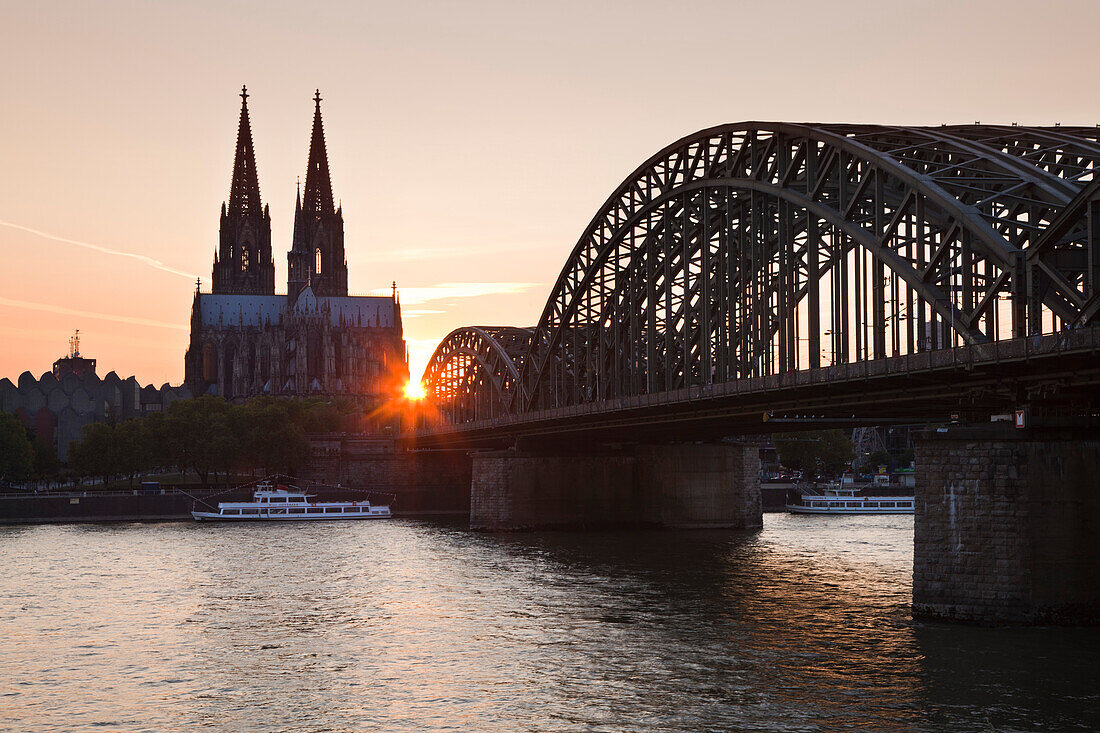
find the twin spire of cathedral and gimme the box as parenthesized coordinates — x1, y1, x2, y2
(301, 90, 335, 217)
(227, 85, 262, 218)
(212, 86, 347, 300)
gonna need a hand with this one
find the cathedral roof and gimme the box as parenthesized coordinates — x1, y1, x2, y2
(197, 291, 396, 328)
(227, 85, 262, 217)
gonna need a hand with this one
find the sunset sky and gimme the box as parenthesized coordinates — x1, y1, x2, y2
(2, 0, 1097, 386)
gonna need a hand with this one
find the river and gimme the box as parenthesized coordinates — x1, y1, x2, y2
(1, 514, 1097, 731)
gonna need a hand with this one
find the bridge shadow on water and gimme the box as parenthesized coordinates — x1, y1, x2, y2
(458, 515, 1099, 731)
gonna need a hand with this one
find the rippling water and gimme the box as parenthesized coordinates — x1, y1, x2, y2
(1, 514, 1097, 731)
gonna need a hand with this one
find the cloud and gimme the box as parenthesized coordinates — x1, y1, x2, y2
(0, 296, 189, 331)
(371, 242, 557, 263)
(401, 309, 447, 318)
(375, 282, 541, 305)
(0, 219, 198, 280)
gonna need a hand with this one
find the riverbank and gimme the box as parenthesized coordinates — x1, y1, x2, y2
(0, 485, 468, 524)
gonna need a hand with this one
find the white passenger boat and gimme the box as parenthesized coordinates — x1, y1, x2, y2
(191, 482, 392, 521)
(785, 485, 913, 514)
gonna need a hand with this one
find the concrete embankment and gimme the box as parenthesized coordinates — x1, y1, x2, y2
(0, 489, 217, 524)
(0, 482, 469, 525)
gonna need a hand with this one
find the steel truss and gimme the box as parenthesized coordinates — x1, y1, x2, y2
(422, 326, 533, 424)
(425, 123, 1100, 421)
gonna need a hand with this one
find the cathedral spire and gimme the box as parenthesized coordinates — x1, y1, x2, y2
(301, 89, 335, 217)
(214, 85, 275, 296)
(289, 89, 347, 300)
(227, 85, 262, 216)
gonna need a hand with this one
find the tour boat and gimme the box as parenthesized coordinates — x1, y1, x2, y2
(191, 482, 391, 521)
(785, 485, 914, 514)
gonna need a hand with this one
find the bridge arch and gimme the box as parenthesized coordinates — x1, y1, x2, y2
(424, 123, 1099, 420)
(423, 327, 533, 424)
(520, 123, 1098, 411)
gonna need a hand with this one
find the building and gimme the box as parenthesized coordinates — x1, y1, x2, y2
(0, 334, 191, 460)
(184, 88, 408, 404)
(53, 330, 96, 379)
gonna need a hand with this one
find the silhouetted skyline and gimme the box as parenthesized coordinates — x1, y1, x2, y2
(2, 0, 1097, 383)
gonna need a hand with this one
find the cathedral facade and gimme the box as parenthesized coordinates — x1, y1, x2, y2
(184, 88, 408, 403)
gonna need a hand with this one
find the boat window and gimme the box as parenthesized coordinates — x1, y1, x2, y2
(845, 502, 859, 507)
(882, 502, 895, 507)
(224, 508, 240, 515)
(269, 497, 286, 503)
(289, 508, 305, 514)
(325, 507, 341, 513)
(866, 502, 878, 507)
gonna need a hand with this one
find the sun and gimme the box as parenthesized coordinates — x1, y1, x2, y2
(403, 380, 426, 400)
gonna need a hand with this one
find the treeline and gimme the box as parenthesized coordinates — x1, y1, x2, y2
(1, 396, 349, 488)
(773, 430, 854, 478)
(0, 411, 58, 484)
(68, 395, 347, 487)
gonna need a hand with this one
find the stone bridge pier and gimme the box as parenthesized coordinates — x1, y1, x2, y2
(913, 425, 1100, 625)
(470, 442, 762, 531)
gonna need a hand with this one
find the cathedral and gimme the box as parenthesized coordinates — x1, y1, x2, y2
(184, 88, 408, 404)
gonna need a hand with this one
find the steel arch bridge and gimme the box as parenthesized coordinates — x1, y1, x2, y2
(424, 122, 1100, 428)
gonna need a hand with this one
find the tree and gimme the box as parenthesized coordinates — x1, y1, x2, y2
(238, 398, 307, 476)
(68, 422, 121, 486)
(165, 395, 232, 486)
(115, 419, 147, 488)
(773, 434, 819, 476)
(897, 448, 915, 468)
(139, 412, 172, 472)
(866, 449, 891, 472)
(0, 412, 34, 483)
(817, 430, 855, 476)
(57, 395, 337, 488)
(31, 437, 61, 483)
(774, 429, 854, 479)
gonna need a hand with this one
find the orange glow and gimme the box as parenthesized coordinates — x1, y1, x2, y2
(403, 380, 426, 400)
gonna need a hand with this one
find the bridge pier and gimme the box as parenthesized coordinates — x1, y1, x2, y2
(913, 425, 1100, 625)
(470, 442, 761, 531)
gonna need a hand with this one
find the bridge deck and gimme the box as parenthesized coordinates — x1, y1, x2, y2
(410, 326, 1100, 448)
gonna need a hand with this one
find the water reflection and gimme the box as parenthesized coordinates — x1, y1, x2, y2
(1, 515, 1096, 731)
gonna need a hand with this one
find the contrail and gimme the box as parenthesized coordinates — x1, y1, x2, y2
(0, 219, 198, 280)
(0, 296, 189, 331)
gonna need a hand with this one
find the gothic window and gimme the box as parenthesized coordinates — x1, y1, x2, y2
(241, 248, 250, 272)
(202, 343, 217, 384)
(315, 248, 323, 274)
(307, 332, 324, 383)
(223, 342, 237, 399)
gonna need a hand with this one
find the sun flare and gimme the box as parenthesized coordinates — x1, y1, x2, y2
(403, 380, 426, 400)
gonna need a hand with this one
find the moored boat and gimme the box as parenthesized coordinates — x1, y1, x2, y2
(191, 481, 392, 521)
(785, 485, 913, 515)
